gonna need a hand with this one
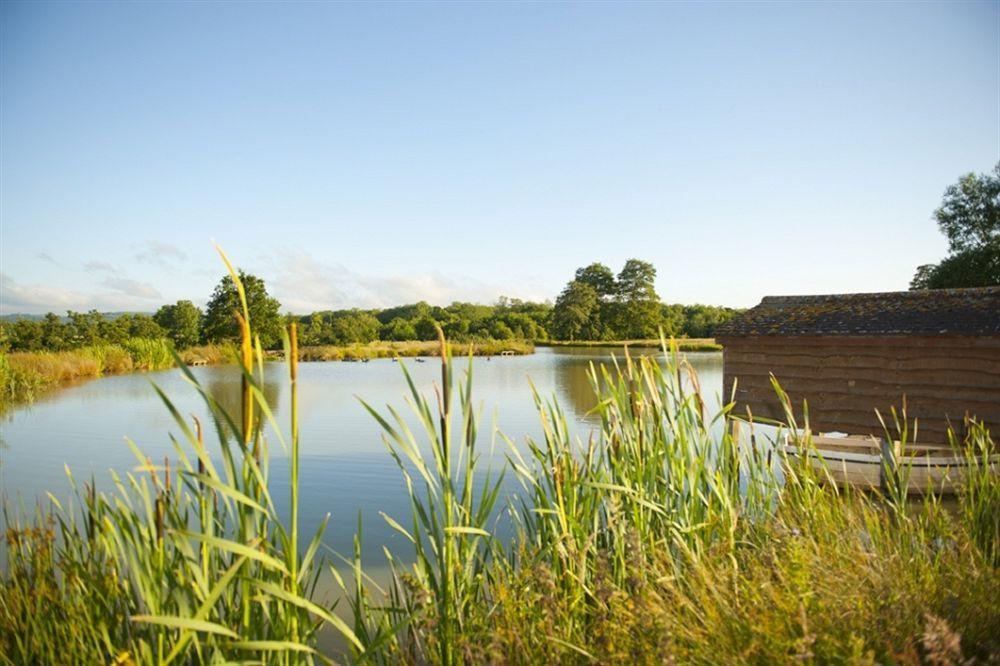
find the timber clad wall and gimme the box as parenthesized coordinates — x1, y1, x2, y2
(720, 335, 1000, 442)
(716, 288, 1000, 443)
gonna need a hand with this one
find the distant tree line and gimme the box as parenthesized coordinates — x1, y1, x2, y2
(1, 263, 741, 353)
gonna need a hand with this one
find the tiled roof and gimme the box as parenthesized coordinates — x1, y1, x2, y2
(715, 287, 1000, 337)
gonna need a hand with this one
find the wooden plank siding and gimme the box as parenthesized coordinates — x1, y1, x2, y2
(718, 335, 1000, 443)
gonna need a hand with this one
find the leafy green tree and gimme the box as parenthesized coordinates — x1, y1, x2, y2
(5, 319, 44, 351)
(329, 310, 381, 344)
(413, 315, 440, 341)
(553, 280, 600, 340)
(615, 259, 661, 338)
(67, 310, 105, 347)
(574, 263, 617, 300)
(202, 271, 283, 348)
(913, 163, 1000, 289)
(935, 163, 1000, 253)
(382, 317, 417, 341)
(910, 244, 1000, 289)
(154, 300, 202, 348)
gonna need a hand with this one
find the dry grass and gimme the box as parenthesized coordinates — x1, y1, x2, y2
(177, 342, 237, 366)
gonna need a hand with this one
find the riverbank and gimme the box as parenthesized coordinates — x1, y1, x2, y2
(0, 339, 534, 410)
(0, 341, 235, 410)
(295, 339, 533, 361)
(539, 337, 722, 351)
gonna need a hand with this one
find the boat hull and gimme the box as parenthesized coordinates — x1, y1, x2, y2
(782, 443, 998, 495)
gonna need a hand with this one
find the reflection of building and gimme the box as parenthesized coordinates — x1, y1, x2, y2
(717, 288, 1000, 442)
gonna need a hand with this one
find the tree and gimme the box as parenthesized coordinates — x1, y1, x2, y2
(615, 259, 661, 338)
(913, 163, 1000, 289)
(202, 272, 283, 348)
(154, 300, 202, 348)
(382, 317, 417, 341)
(413, 315, 440, 341)
(910, 244, 1000, 289)
(329, 310, 381, 344)
(552, 280, 600, 340)
(935, 163, 1000, 253)
(574, 263, 617, 300)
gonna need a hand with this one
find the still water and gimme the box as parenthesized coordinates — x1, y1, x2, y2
(0, 347, 723, 563)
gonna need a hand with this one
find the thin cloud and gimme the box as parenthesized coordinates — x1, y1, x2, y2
(134, 241, 188, 269)
(266, 249, 547, 313)
(84, 261, 116, 273)
(36, 252, 57, 265)
(2, 273, 86, 313)
(102, 277, 163, 300)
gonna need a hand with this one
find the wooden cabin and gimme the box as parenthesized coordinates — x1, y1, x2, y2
(716, 287, 1000, 443)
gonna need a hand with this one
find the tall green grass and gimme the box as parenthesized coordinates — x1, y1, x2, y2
(2, 253, 997, 663)
(1, 253, 362, 664)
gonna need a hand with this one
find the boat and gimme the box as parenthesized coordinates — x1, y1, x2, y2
(781, 434, 999, 495)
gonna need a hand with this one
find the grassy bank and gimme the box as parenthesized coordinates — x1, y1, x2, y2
(296, 339, 533, 361)
(539, 337, 722, 351)
(0, 340, 236, 411)
(1, 264, 996, 664)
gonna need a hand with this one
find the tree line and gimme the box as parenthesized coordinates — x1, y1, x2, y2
(2, 264, 742, 354)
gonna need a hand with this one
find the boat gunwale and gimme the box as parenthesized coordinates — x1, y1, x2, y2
(782, 444, 1000, 467)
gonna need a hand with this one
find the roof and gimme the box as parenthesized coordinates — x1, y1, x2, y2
(715, 287, 1000, 337)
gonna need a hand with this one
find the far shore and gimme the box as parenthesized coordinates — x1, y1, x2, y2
(538, 338, 722, 352)
(1, 338, 722, 412)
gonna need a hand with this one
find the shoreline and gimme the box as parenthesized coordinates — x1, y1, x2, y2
(538, 338, 722, 352)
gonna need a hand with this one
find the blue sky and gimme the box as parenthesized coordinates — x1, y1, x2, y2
(1, 1, 997, 314)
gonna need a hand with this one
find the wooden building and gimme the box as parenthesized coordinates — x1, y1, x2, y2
(716, 287, 1000, 443)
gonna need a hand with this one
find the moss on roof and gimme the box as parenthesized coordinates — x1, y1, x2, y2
(715, 287, 1000, 337)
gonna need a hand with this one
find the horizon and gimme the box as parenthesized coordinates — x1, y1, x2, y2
(2, 2, 998, 315)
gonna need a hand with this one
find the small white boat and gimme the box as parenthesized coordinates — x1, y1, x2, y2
(782, 434, 999, 495)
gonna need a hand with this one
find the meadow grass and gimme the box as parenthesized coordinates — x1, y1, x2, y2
(1, 256, 997, 664)
(539, 337, 722, 351)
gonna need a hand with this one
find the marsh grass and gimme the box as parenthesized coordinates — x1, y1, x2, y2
(2, 254, 997, 664)
(0, 339, 236, 411)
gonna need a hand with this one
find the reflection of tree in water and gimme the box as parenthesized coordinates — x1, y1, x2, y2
(553, 351, 724, 422)
(204, 373, 282, 440)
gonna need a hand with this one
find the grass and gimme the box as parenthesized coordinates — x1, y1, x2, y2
(1, 252, 997, 664)
(539, 337, 722, 351)
(178, 342, 239, 366)
(297, 339, 533, 362)
(0, 340, 239, 412)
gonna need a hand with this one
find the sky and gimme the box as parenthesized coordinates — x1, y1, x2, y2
(1, 1, 998, 315)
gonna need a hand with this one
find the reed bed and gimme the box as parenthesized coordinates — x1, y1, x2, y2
(1, 255, 997, 664)
(178, 342, 239, 366)
(0, 339, 234, 411)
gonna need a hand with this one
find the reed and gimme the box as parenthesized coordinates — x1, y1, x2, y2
(2, 256, 997, 663)
(1, 252, 361, 664)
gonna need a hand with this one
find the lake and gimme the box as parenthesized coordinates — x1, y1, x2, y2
(0, 346, 724, 564)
